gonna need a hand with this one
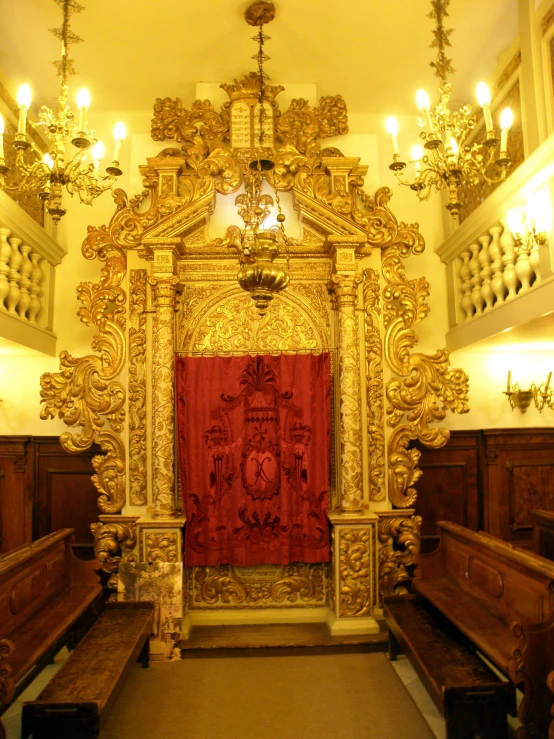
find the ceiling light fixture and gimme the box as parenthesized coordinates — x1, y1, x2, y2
(385, 0, 513, 220)
(0, 0, 126, 223)
(233, 0, 290, 316)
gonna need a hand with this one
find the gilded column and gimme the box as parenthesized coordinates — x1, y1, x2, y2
(149, 248, 181, 519)
(329, 268, 364, 513)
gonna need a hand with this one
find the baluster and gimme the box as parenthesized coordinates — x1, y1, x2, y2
(28, 253, 44, 325)
(529, 237, 541, 285)
(458, 249, 474, 322)
(469, 241, 485, 316)
(499, 219, 519, 299)
(488, 225, 506, 306)
(514, 241, 533, 293)
(0, 228, 11, 311)
(6, 237, 22, 315)
(478, 233, 494, 310)
(17, 242, 32, 320)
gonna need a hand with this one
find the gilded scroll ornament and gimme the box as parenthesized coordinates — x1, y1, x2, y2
(363, 268, 385, 501)
(337, 527, 372, 618)
(191, 563, 327, 608)
(380, 199, 469, 508)
(145, 533, 178, 564)
(129, 270, 147, 506)
(40, 234, 127, 514)
(91, 520, 137, 590)
(328, 273, 363, 512)
(378, 515, 421, 598)
(150, 275, 180, 517)
(187, 291, 321, 353)
(275, 95, 348, 154)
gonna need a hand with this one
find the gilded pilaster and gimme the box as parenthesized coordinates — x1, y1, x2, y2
(149, 270, 180, 518)
(329, 268, 363, 513)
(129, 269, 147, 506)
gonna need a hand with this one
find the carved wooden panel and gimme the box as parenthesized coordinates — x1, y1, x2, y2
(33, 438, 100, 558)
(483, 429, 554, 548)
(412, 431, 480, 551)
(0, 436, 32, 554)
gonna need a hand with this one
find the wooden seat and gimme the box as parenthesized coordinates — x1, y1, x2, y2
(0, 530, 102, 739)
(413, 521, 554, 739)
(22, 601, 155, 739)
(385, 594, 515, 739)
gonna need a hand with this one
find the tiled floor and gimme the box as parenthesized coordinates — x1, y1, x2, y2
(2, 647, 70, 739)
(390, 656, 446, 739)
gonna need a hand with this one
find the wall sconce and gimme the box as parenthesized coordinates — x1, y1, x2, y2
(507, 203, 548, 255)
(503, 371, 553, 412)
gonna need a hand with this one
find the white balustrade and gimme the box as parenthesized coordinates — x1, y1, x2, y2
(0, 189, 66, 354)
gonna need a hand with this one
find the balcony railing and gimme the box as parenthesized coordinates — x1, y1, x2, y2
(0, 189, 66, 355)
(436, 134, 554, 352)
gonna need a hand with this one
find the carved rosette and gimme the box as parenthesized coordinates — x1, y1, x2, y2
(150, 275, 180, 518)
(329, 272, 363, 512)
(0, 638, 15, 707)
(145, 532, 178, 563)
(377, 514, 421, 600)
(129, 270, 147, 506)
(336, 526, 373, 618)
(362, 268, 385, 501)
(40, 237, 127, 514)
(190, 564, 327, 609)
(91, 520, 138, 590)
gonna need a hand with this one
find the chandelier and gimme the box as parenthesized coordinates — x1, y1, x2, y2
(0, 0, 126, 223)
(385, 0, 513, 220)
(234, 0, 290, 315)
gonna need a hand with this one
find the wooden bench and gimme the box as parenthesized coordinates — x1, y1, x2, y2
(22, 601, 155, 739)
(531, 508, 554, 562)
(0, 529, 103, 739)
(412, 521, 554, 739)
(385, 594, 515, 738)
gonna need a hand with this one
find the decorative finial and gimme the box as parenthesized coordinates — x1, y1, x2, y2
(244, 0, 275, 27)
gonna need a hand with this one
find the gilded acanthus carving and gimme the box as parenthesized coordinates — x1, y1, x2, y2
(337, 527, 372, 618)
(378, 515, 421, 598)
(381, 208, 469, 508)
(151, 98, 230, 148)
(91, 520, 137, 589)
(290, 282, 331, 338)
(145, 533, 178, 564)
(275, 95, 348, 154)
(128, 270, 147, 506)
(363, 268, 385, 501)
(185, 291, 322, 353)
(329, 273, 363, 512)
(150, 275, 180, 517)
(40, 230, 127, 514)
(191, 563, 327, 608)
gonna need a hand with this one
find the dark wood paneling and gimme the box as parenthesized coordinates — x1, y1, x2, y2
(0, 436, 99, 556)
(412, 431, 480, 551)
(413, 429, 554, 551)
(482, 429, 554, 547)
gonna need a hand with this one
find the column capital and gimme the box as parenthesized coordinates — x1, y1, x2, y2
(328, 272, 362, 305)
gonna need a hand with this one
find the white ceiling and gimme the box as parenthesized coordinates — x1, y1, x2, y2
(0, 0, 518, 116)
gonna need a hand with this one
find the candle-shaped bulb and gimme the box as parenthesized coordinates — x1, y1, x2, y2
(476, 82, 491, 107)
(411, 144, 424, 175)
(450, 137, 459, 158)
(545, 372, 552, 392)
(17, 84, 31, 137)
(113, 121, 126, 141)
(17, 84, 32, 109)
(507, 370, 512, 392)
(112, 121, 126, 164)
(91, 140, 104, 170)
(76, 88, 90, 133)
(507, 207, 524, 237)
(416, 89, 430, 111)
(43, 153, 54, 169)
(385, 116, 399, 157)
(385, 116, 399, 136)
(500, 108, 513, 131)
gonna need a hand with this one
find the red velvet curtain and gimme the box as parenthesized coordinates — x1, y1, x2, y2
(175, 353, 331, 567)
